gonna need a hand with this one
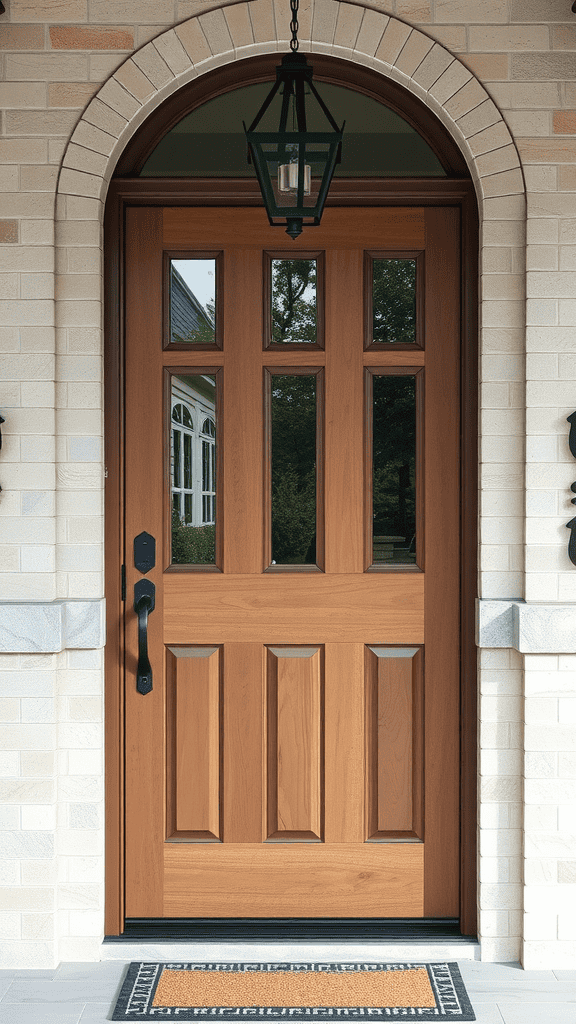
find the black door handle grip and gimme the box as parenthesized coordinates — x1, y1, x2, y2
(134, 579, 155, 694)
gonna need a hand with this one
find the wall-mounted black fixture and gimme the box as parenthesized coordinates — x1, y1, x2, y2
(566, 413, 576, 565)
(0, 5, 5, 14)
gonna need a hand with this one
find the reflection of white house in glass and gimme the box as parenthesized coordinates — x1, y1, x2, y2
(170, 266, 217, 527)
(171, 377, 216, 526)
(170, 263, 215, 344)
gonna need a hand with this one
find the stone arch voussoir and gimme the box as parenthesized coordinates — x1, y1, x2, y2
(55, 0, 525, 218)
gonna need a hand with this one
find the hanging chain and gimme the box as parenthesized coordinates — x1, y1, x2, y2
(289, 0, 299, 51)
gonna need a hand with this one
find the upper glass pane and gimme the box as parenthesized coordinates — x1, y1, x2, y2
(140, 83, 446, 178)
(372, 374, 416, 566)
(271, 259, 317, 345)
(271, 374, 317, 566)
(171, 373, 217, 564)
(372, 259, 417, 345)
(170, 259, 216, 345)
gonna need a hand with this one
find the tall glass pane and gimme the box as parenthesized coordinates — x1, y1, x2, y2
(173, 429, 181, 488)
(271, 374, 317, 565)
(171, 373, 216, 564)
(271, 259, 317, 345)
(183, 434, 192, 490)
(169, 259, 216, 345)
(372, 375, 416, 565)
(372, 259, 417, 345)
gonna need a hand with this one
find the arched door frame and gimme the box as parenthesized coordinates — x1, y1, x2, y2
(103, 49, 479, 940)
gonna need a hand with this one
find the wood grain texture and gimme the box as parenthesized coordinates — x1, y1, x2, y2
(325, 249, 365, 573)
(122, 205, 462, 923)
(422, 207, 460, 917)
(167, 647, 221, 840)
(163, 207, 426, 251)
(266, 646, 323, 841)
(164, 574, 424, 643)
(365, 646, 423, 839)
(124, 207, 165, 918)
(324, 643, 365, 844)
(103, 193, 124, 934)
(222, 643, 264, 844)
(163, 843, 424, 917)
(222, 248, 263, 573)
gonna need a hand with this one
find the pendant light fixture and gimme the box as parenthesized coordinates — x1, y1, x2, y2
(244, 0, 344, 239)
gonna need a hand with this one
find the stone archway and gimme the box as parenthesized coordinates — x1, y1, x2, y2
(55, 2, 524, 220)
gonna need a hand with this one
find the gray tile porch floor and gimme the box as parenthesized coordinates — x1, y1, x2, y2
(1, 958, 576, 1023)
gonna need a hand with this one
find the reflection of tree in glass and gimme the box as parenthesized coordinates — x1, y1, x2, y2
(172, 300, 215, 345)
(272, 260, 317, 344)
(171, 508, 216, 564)
(373, 259, 416, 344)
(373, 376, 415, 547)
(271, 375, 316, 563)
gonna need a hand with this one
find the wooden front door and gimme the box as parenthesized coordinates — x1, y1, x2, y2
(123, 205, 460, 920)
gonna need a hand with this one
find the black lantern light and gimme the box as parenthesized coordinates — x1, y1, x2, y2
(244, 0, 344, 239)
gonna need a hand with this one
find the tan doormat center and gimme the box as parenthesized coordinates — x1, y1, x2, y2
(154, 966, 434, 1007)
(112, 962, 476, 1020)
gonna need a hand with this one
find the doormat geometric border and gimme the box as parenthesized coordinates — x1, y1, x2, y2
(111, 962, 476, 1020)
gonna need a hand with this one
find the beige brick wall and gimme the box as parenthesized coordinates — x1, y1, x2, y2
(0, 0, 574, 970)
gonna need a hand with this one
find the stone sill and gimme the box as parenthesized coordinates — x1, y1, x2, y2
(477, 599, 576, 654)
(0, 600, 105, 653)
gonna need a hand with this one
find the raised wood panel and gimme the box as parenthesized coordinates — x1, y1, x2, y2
(163, 207, 426, 250)
(163, 843, 424, 917)
(324, 643, 365, 844)
(164, 574, 424, 643)
(222, 643, 264, 844)
(365, 646, 423, 840)
(266, 646, 323, 842)
(167, 646, 222, 841)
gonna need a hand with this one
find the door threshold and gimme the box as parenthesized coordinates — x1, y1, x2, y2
(102, 919, 480, 961)
(108, 918, 467, 942)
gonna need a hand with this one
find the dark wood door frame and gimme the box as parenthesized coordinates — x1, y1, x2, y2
(103, 56, 478, 939)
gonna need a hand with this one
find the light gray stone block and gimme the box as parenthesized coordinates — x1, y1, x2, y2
(477, 600, 515, 649)
(515, 603, 576, 655)
(477, 600, 576, 654)
(0, 602, 105, 654)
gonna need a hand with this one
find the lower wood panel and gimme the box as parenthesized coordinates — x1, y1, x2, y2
(164, 574, 424, 643)
(163, 843, 424, 917)
(167, 646, 222, 842)
(266, 646, 323, 842)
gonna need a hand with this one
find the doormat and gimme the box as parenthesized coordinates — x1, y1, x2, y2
(111, 962, 476, 1020)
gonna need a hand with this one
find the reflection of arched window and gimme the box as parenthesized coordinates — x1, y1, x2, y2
(200, 418, 216, 524)
(172, 401, 194, 523)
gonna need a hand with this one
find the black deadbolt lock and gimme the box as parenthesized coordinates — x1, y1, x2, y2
(134, 531, 155, 574)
